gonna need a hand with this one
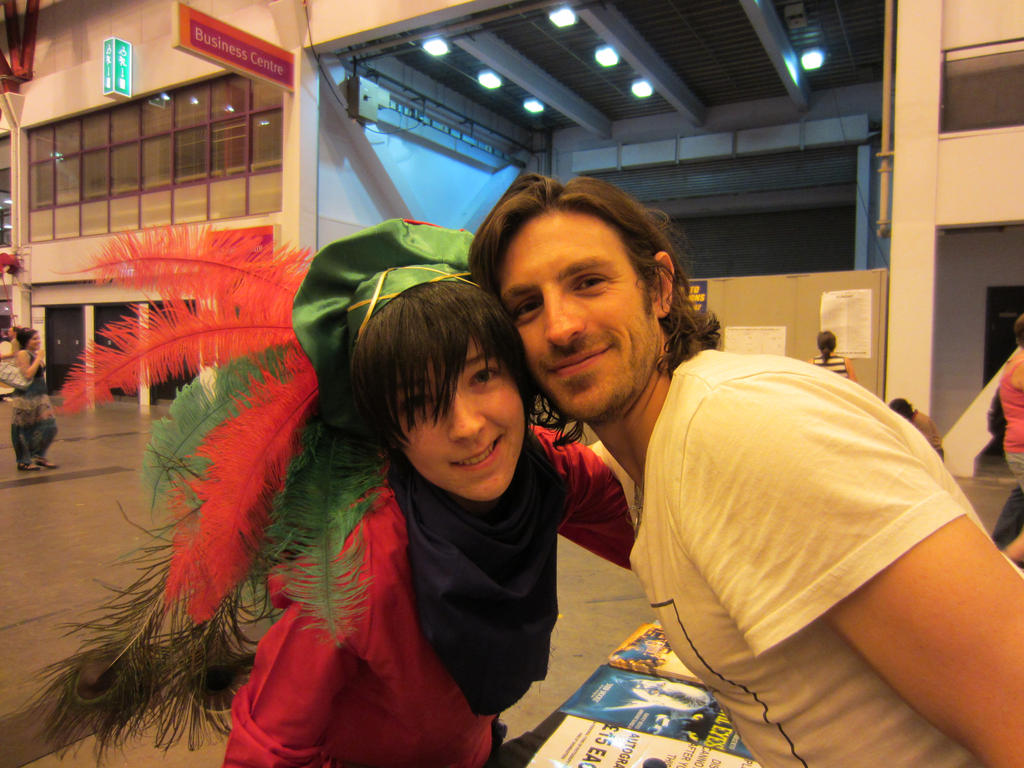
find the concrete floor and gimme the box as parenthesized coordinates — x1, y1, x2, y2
(0, 401, 1015, 768)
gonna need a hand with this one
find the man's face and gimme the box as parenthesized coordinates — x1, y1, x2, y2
(497, 211, 670, 426)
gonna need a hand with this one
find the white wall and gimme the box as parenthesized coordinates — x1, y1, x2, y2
(889, 0, 1024, 427)
(942, 0, 1024, 47)
(886, 0, 943, 411)
(932, 225, 1024, 432)
(936, 128, 1024, 227)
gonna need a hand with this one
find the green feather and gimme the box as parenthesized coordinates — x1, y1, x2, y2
(266, 419, 385, 637)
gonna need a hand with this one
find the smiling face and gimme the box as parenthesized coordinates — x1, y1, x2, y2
(399, 342, 526, 515)
(497, 211, 671, 428)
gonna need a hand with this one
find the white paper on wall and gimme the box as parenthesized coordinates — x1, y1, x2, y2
(820, 289, 872, 358)
(723, 326, 787, 356)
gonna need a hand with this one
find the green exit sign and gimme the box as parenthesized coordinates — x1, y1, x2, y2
(103, 38, 132, 98)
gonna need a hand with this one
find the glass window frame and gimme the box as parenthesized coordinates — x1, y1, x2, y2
(27, 74, 283, 241)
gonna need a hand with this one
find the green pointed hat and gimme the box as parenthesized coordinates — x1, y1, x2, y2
(292, 219, 474, 433)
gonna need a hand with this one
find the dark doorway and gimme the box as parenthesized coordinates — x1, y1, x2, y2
(45, 306, 85, 395)
(95, 303, 136, 399)
(984, 286, 1024, 384)
(147, 301, 196, 403)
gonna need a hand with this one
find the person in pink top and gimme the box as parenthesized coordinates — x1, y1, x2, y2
(998, 314, 1024, 563)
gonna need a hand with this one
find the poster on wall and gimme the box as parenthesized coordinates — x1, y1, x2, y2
(689, 280, 708, 313)
(819, 289, 872, 358)
(723, 326, 786, 356)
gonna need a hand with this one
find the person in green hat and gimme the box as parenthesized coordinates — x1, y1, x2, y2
(222, 221, 634, 767)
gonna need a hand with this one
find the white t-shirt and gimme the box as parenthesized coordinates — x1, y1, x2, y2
(629, 350, 982, 767)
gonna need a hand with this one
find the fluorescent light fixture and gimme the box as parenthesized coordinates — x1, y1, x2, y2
(2, 199, 11, 205)
(523, 98, 544, 113)
(478, 70, 502, 89)
(631, 79, 653, 98)
(595, 45, 619, 67)
(801, 48, 825, 70)
(548, 7, 576, 27)
(423, 37, 449, 56)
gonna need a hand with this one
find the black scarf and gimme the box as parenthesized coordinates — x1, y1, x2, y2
(390, 433, 565, 715)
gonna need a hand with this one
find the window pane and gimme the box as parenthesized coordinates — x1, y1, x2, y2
(175, 127, 208, 182)
(942, 48, 1024, 132)
(110, 196, 139, 231)
(55, 155, 81, 204)
(82, 112, 109, 149)
(176, 83, 209, 127)
(252, 79, 283, 111)
(210, 177, 246, 219)
(142, 135, 171, 189)
(30, 128, 54, 162)
(55, 122, 81, 156)
(82, 150, 109, 199)
(251, 111, 282, 171)
(142, 92, 173, 134)
(54, 205, 80, 238)
(31, 163, 54, 208)
(173, 184, 207, 223)
(141, 190, 171, 228)
(211, 118, 246, 177)
(81, 200, 108, 236)
(111, 103, 140, 142)
(249, 171, 281, 214)
(30, 209, 53, 241)
(211, 76, 248, 118)
(111, 144, 140, 194)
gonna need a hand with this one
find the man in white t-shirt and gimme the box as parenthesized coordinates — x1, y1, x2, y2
(470, 174, 1024, 767)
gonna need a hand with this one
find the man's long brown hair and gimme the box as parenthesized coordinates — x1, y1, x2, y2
(470, 173, 720, 439)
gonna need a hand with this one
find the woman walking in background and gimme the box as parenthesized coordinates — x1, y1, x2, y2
(12, 327, 58, 470)
(809, 329, 858, 381)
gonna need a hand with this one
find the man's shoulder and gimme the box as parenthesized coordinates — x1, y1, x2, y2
(670, 349, 817, 390)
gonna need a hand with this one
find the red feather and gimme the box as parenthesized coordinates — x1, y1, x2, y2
(75, 226, 311, 302)
(60, 299, 296, 412)
(164, 350, 320, 622)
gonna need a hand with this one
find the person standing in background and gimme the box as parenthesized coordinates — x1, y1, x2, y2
(889, 397, 944, 458)
(12, 326, 58, 470)
(809, 329, 858, 381)
(997, 314, 1024, 563)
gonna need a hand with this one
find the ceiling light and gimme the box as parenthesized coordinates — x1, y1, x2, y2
(523, 98, 544, 113)
(595, 45, 619, 67)
(2, 199, 11, 205)
(423, 38, 449, 56)
(548, 7, 577, 27)
(478, 70, 502, 89)
(631, 79, 653, 98)
(801, 48, 825, 70)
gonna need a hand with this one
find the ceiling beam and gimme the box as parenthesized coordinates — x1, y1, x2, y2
(453, 31, 612, 138)
(738, 0, 810, 110)
(578, 5, 706, 126)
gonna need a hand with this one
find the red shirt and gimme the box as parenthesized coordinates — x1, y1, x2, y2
(222, 428, 632, 768)
(1001, 356, 1024, 453)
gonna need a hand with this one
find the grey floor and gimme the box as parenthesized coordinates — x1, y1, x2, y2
(0, 400, 1015, 768)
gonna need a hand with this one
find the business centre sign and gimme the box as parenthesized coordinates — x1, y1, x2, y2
(173, 3, 294, 91)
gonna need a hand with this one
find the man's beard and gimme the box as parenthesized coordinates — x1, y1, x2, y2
(539, 324, 662, 426)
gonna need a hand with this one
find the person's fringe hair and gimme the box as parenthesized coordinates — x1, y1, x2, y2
(351, 280, 535, 452)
